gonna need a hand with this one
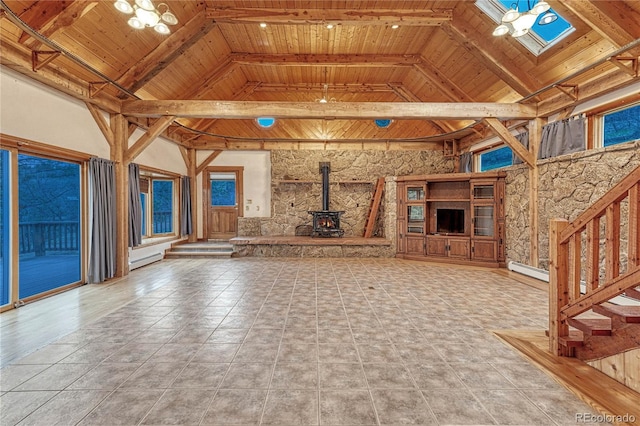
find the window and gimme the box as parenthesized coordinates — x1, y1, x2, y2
(152, 180, 174, 234)
(478, 145, 513, 171)
(602, 103, 640, 147)
(476, 0, 574, 55)
(211, 179, 236, 206)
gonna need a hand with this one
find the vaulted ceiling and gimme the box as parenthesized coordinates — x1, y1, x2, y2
(1, 0, 639, 151)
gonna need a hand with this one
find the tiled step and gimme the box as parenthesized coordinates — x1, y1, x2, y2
(625, 287, 640, 301)
(164, 251, 232, 259)
(170, 245, 233, 253)
(567, 317, 612, 336)
(593, 302, 640, 323)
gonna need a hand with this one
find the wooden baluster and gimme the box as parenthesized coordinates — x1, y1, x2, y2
(629, 183, 640, 268)
(568, 233, 581, 302)
(586, 217, 600, 291)
(605, 201, 621, 281)
(549, 218, 570, 356)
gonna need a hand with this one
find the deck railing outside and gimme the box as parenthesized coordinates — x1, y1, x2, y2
(549, 164, 640, 356)
(19, 221, 80, 256)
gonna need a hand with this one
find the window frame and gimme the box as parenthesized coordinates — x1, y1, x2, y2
(592, 101, 640, 149)
(139, 168, 180, 239)
(475, 144, 514, 172)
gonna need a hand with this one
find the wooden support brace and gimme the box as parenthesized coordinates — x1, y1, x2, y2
(85, 102, 114, 147)
(196, 151, 222, 176)
(31, 50, 60, 71)
(608, 55, 638, 77)
(549, 218, 571, 356)
(88, 81, 109, 98)
(553, 84, 579, 101)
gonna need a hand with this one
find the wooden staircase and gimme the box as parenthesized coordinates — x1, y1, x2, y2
(549, 164, 640, 361)
(363, 177, 385, 238)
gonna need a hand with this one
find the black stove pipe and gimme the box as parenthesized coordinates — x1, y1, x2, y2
(320, 162, 330, 211)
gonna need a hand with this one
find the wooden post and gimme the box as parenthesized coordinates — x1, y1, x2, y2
(528, 118, 543, 267)
(549, 218, 570, 356)
(188, 148, 197, 243)
(110, 113, 129, 278)
(629, 183, 640, 268)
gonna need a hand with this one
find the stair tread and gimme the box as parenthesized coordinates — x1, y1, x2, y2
(559, 330, 584, 347)
(593, 302, 640, 323)
(567, 317, 612, 336)
(165, 251, 232, 257)
(625, 287, 640, 301)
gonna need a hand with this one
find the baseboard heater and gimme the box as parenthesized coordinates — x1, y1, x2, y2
(507, 261, 549, 282)
(129, 252, 164, 270)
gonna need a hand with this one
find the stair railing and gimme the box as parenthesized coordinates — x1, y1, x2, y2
(549, 164, 640, 356)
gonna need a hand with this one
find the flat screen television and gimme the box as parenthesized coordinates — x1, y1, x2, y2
(436, 209, 465, 234)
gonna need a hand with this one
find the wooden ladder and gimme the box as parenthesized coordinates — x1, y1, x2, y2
(363, 177, 385, 238)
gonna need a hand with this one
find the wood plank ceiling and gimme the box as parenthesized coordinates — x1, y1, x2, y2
(1, 0, 639, 150)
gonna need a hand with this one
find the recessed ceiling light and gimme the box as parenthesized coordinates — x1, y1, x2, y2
(326, 23, 334, 29)
(259, 22, 267, 28)
(391, 24, 399, 29)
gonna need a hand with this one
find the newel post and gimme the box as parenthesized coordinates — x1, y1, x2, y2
(549, 218, 570, 356)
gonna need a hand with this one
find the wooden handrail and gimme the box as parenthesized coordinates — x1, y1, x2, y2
(549, 163, 640, 356)
(559, 165, 640, 244)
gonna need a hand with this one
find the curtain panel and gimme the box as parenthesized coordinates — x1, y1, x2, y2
(88, 157, 116, 283)
(128, 163, 142, 247)
(458, 152, 473, 173)
(181, 176, 193, 236)
(539, 117, 586, 160)
(512, 132, 530, 165)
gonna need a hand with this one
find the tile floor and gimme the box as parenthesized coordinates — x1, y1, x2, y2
(0, 258, 605, 425)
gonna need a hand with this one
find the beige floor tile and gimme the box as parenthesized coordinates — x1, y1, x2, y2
(319, 363, 368, 389)
(119, 362, 186, 389)
(67, 362, 140, 390)
(190, 343, 239, 363)
(0, 365, 50, 392)
(220, 363, 273, 389)
(261, 389, 318, 425)
(320, 389, 377, 425)
(170, 362, 229, 388)
(202, 389, 267, 425)
(14, 364, 95, 391)
(472, 389, 555, 425)
(363, 363, 416, 389)
(271, 362, 318, 389)
(140, 388, 216, 425)
(0, 391, 57, 426)
(16, 390, 110, 426)
(422, 388, 495, 425)
(371, 389, 437, 425)
(77, 389, 164, 425)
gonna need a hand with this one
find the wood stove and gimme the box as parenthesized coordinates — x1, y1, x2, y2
(308, 162, 344, 237)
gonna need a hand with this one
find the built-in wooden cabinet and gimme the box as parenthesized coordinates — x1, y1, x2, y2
(397, 171, 506, 267)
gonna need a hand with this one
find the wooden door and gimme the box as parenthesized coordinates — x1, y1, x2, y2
(205, 167, 243, 240)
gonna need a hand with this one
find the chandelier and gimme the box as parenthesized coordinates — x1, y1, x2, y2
(492, 0, 557, 38)
(316, 84, 336, 103)
(114, 0, 178, 34)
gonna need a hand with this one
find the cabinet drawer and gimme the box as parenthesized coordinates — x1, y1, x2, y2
(472, 240, 497, 261)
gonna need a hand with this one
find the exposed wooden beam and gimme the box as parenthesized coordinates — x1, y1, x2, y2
(440, 22, 540, 98)
(198, 81, 261, 134)
(125, 116, 176, 162)
(608, 55, 638, 77)
(85, 102, 114, 147)
(182, 59, 239, 100)
(31, 50, 60, 71)
(483, 118, 535, 168)
(192, 140, 441, 151)
(16, 1, 67, 44)
(25, 1, 98, 49)
(560, 0, 637, 48)
(206, 8, 452, 26)
(1, 42, 121, 113)
(178, 145, 192, 170)
(254, 83, 393, 93)
(116, 13, 217, 97)
(387, 82, 459, 133)
(196, 151, 222, 175)
(413, 60, 474, 102)
(230, 53, 421, 67)
(528, 117, 545, 267)
(121, 100, 537, 120)
(111, 113, 129, 278)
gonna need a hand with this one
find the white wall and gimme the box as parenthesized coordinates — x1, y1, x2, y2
(129, 128, 186, 175)
(1, 66, 111, 158)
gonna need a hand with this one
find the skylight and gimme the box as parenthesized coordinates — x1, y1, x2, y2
(476, 0, 574, 55)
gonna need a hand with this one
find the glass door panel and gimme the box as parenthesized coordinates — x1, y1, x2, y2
(473, 184, 494, 200)
(18, 154, 81, 299)
(473, 205, 494, 237)
(407, 205, 425, 234)
(407, 186, 425, 201)
(1, 150, 9, 306)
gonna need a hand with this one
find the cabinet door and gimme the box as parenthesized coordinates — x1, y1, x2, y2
(448, 238, 470, 259)
(426, 236, 447, 256)
(471, 181, 495, 201)
(472, 240, 497, 261)
(406, 184, 426, 202)
(397, 183, 406, 219)
(407, 236, 425, 255)
(473, 205, 495, 238)
(397, 219, 406, 254)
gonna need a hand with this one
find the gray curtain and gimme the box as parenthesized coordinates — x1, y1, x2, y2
(512, 131, 529, 165)
(538, 117, 585, 159)
(181, 176, 193, 236)
(88, 157, 116, 283)
(128, 163, 142, 247)
(458, 152, 473, 173)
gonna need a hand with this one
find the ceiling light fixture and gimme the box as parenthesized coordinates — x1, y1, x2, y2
(260, 22, 267, 28)
(326, 23, 334, 29)
(492, 0, 557, 38)
(114, 0, 178, 34)
(391, 24, 400, 29)
(316, 84, 336, 103)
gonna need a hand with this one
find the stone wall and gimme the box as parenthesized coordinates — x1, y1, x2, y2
(238, 150, 454, 238)
(499, 141, 640, 270)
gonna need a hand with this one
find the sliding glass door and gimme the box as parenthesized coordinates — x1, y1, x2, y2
(0, 150, 9, 307)
(18, 154, 81, 299)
